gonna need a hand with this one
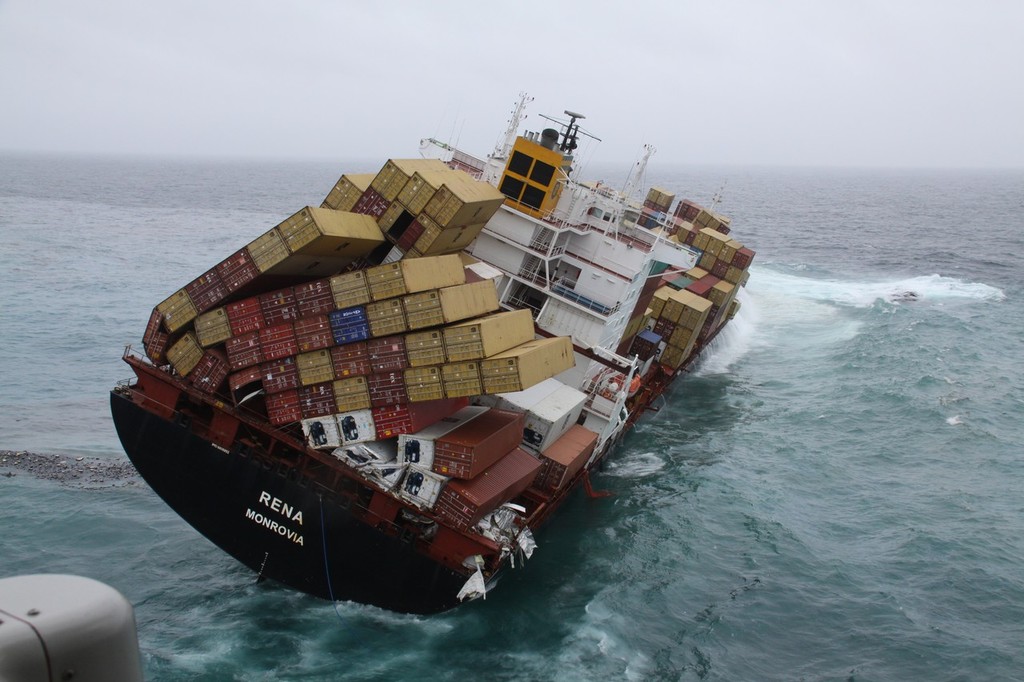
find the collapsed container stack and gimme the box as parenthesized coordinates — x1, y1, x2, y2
(140, 159, 587, 534)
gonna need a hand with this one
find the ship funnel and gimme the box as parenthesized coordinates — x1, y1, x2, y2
(540, 128, 559, 150)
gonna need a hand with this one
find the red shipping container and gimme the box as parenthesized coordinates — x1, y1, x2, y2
(371, 398, 468, 439)
(216, 248, 260, 294)
(225, 331, 263, 370)
(185, 269, 229, 314)
(732, 247, 755, 270)
(190, 348, 230, 394)
(352, 188, 390, 219)
(259, 287, 299, 326)
(711, 258, 730, 279)
(266, 390, 301, 426)
(534, 424, 598, 492)
(294, 279, 335, 318)
(226, 297, 265, 336)
(228, 366, 263, 395)
(259, 323, 298, 362)
(367, 335, 408, 373)
(261, 356, 299, 394)
(683, 229, 697, 246)
(330, 342, 371, 378)
(685, 274, 720, 298)
(434, 448, 541, 530)
(295, 314, 333, 353)
(432, 409, 525, 479)
(142, 307, 170, 364)
(299, 382, 335, 418)
(653, 316, 676, 338)
(397, 219, 426, 251)
(367, 372, 408, 408)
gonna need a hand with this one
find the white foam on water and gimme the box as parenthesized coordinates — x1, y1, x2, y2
(603, 452, 666, 478)
(946, 415, 964, 426)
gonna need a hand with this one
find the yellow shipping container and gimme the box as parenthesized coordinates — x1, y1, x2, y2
(442, 361, 483, 398)
(297, 350, 334, 387)
(333, 376, 371, 412)
(685, 266, 709, 280)
(442, 309, 535, 362)
(365, 254, 466, 301)
(329, 270, 371, 308)
(725, 266, 745, 285)
(437, 280, 500, 324)
(398, 170, 465, 215)
(708, 281, 735, 308)
(402, 289, 445, 330)
(405, 366, 445, 402)
(245, 228, 290, 273)
(366, 298, 407, 337)
(157, 288, 198, 334)
(699, 251, 717, 271)
(370, 159, 451, 202)
(480, 336, 575, 394)
(276, 207, 383, 257)
(377, 201, 408, 235)
(167, 333, 203, 376)
(669, 325, 695, 349)
(195, 307, 231, 347)
(669, 289, 713, 330)
(418, 222, 487, 256)
(648, 287, 673, 320)
(321, 173, 374, 212)
(405, 329, 446, 367)
(423, 176, 505, 228)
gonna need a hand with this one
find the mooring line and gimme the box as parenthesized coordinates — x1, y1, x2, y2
(319, 494, 346, 621)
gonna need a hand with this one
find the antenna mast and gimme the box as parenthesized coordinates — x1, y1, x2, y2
(621, 144, 656, 202)
(492, 92, 533, 160)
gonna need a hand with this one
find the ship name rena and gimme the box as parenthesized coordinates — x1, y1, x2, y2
(243, 491, 305, 546)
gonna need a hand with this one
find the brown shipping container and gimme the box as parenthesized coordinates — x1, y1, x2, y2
(189, 348, 230, 395)
(297, 349, 334, 387)
(442, 309, 535, 362)
(294, 279, 335, 317)
(216, 248, 260, 294)
(294, 314, 333, 352)
(733, 247, 755, 270)
(142, 307, 170, 365)
(322, 173, 375, 212)
(195, 307, 232, 348)
(404, 366, 446, 402)
(299, 383, 335, 419)
(185, 269, 229, 314)
(441, 361, 483, 398)
(246, 228, 290, 273)
(397, 218, 426, 251)
(259, 288, 299, 326)
(226, 297, 264, 336)
(535, 424, 598, 492)
(333, 376, 371, 412)
(259, 323, 298, 362)
(352, 187, 390, 218)
(367, 335, 408, 373)
(329, 270, 371, 309)
(330, 342, 371, 378)
(266, 389, 301, 426)
(156, 288, 197, 334)
(366, 298, 408, 337)
(434, 447, 541, 530)
(228, 365, 263, 398)
(480, 337, 575, 394)
(260, 356, 299, 394)
(405, 329, 446, 367)
(225, 331, 263, 370)
(167, 333, 204, 376)
(367, 372, 408, 408)
(432, 409, 525, 479)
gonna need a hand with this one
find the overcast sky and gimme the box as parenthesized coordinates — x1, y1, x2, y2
(2, 1, 1022, 168)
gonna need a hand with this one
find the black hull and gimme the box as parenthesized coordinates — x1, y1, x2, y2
(110, 390, 470, 614)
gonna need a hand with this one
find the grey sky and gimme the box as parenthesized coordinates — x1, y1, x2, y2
(2, 1, 1021, 168)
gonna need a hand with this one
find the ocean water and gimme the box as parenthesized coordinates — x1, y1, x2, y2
(2, 155, 1023, 681)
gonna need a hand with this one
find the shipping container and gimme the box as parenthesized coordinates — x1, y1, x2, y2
(185, 269, 228, 314)
(423, 176, 505, 229)
(352, 187, 390, 219)
(417, 222, 486, 256)
(246, 228, 289, 273)
(367, 372, 408, 408)
(396, 218, 426, 252)
(370, 159, 451, 202)
(194, 307, 232, 347)
(294, 279, 335, 317)
(215, 248, 260, 294)
(167, 332, 203, 376)
(298, 382, 334, 419)
(225, 331, 263, 371)
(260, 356, 299, 394)
(364, 254, 466, 301)
(685, 274, 719, 299)
(328, 306, 370, 345)
(434, 447, 541, 530)
(521, 384, 588, 454)
(259, 287, 299, 326)
(629, 329, 662, 361)
(142, 307, 170, 364)
(329, 270, 371, 309)
(321, 173, 375, 212)
(366, 298, 408, 337)
(483, 376, 562, 412)
(480, 337, 575, 394)
(405, 329, 446, 367)
(330, 341, 371, 378)
(294, 314, 333, 352)
(228, 366, 263, 402)
(276, 207, 384, 258)
(266, 390, 301, 426)
(733, 246, 755, 270)
(441, 361, 483, 398)
(225, 297, 264, 336)
(432, 409, 525, 479)
(397, 405, 489, 469)
(533, 424, 598, 492)
(371, 398, 468, 440)
(189, 348, 229, 394)
(296, 349, 334, 387)
(364, 335, 407, 374)
(258, 323, 298, 362)
(398, 465, 449, 510)
(302, 415, 341, 450)
(156, 288, 197, 334)
(336, 409, 376, 445)
(401, 366, 443, 402)
(668, 289, 713, 330)
(398, 170, 465, 215)
(332, 375, 371, 412)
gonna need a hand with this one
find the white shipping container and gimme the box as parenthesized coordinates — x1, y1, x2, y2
(347, 440, 404, 491)
(524, 384, 588, 453)
(302, 416, 341, 450)
(336, 409, 376, 445)
(397, 405, 489, 468)
(490, 377, 563, 412)
(398, 464, 449, 509)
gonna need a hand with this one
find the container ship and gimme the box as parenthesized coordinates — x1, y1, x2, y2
(110, 96, 754, 614)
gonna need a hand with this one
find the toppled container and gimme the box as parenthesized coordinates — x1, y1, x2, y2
(532, 424, 598, 493)
(442, 309, 535, 361)
(480, 337, 575, 394)
(432, 409, 525, 479)
(397, 405, 489, 469)
(433, 447, 541, 530)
